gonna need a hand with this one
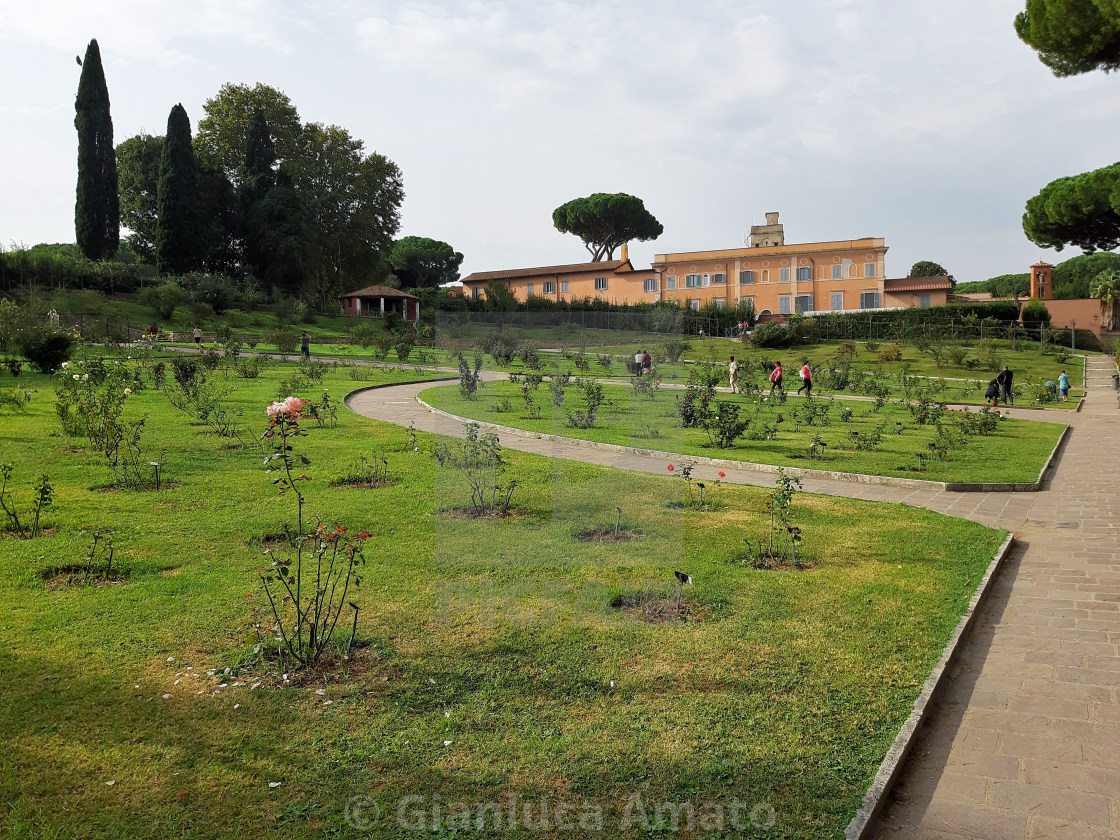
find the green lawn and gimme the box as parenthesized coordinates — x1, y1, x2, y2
(421, 379, 1065, 485)
(0, 356, 1007, 838)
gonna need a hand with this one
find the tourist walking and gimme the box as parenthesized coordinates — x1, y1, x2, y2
(769, 361, 783, 394)
(300, 331, 311, 361)
(641, 349, 652, 374)
(633, 348, 643, 374)
(797, 362, 812, 397)
(728, 355, 740, 394)
(192, 325, 202, 350)
(147, 323, 159, 349)
(996, 364, 1014, 405)
(1058, 369, 1071, 402)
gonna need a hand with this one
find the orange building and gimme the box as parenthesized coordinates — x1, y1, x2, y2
(653, 212, 898, 314)
(882, 276, 953, 309)
(459, 245, 657, 305)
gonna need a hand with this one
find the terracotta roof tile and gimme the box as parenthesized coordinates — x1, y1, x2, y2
(883, 276, 953, 292)
(461, 260, 629, 285)
(340, 285, 418, 299)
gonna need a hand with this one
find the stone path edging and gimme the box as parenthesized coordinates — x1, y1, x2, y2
(845, 533, 1016, 840)
(412, 393, 1069, 493)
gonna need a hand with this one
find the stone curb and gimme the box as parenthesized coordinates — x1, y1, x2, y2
(844, 532, 1015, 840)
(413, 394, 1070, 494)
(343, 376, 459, 408)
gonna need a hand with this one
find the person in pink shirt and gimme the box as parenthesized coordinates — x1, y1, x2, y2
(768, 361, 783, 394)
(796, 362, 812, 397)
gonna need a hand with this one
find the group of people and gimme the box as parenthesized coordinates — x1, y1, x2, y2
(984, 366, 1015, 406)
(726, 357, 812, 397)
(978, 364, 1071, 406)
(632, 349, 653, 375)
(182, 326, 312, 361)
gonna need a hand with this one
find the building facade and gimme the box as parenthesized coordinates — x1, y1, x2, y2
(459, 246, 658, 305)
(652, 212, 891, 314)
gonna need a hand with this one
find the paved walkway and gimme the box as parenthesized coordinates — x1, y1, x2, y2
(347, 358, 1120, 839)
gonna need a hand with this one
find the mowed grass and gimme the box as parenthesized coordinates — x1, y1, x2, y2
(0, 358, 1004, 839)
(421, 379, 1066, 484)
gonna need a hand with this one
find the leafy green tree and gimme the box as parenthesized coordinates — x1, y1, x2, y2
(241, 110, 276, 208)
(1015, 0, 1120, 76)
(196, 162, 240, 274)
(244, 168, 318, 294)
(138, 281, 186, 319)
(74, 39, 119, 261)
(115, 133, 162, 261)
(195, 83, 302, 187)
(389, 236, 463, 289)
(908, 261, 954, 287)
(1020, 297, 1051, 327)
(156, 104, 203, 274)
(1022, 163, 1120, 253)
(288, 122, 403, 307)
(1090, 269, 1120, 330)
(484, 280, 518, 312)
(240, 110, 278, 279)
(552, 193, 663, 261)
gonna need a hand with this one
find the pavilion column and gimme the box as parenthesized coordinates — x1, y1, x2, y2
(380, 297, 385, 316)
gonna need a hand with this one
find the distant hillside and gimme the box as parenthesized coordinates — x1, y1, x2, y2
(956, 252, 1120, 299)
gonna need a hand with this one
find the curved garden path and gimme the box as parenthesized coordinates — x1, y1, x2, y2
(347, 359, 1120, 840)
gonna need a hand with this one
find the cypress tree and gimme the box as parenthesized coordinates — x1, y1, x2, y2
(155, 103, 202, 274)
(241, 110, 276, 278)
(74, 38, 119, 261)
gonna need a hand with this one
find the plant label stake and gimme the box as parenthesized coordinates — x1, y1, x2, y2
(673, 570, 692, 614)
(345, 602, 360, 658)
(615, 506, 622, 538)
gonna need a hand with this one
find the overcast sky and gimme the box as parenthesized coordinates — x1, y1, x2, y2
(2, 0, 1117, 284)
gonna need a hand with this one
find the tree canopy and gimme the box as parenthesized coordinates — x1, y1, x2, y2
(1015, 0, 1120, 76)
(908, 260, 954, 287)
(1022, 163, 1120, 252)
(115, 133, 162, 261)
(117, 82, 404, 302)
(195, 83, 302, 187)
(552, 193, 663, 262)
(389, 236, 463, 289)
(74, 38, 119, 261)
(956, 251, 1120, 298)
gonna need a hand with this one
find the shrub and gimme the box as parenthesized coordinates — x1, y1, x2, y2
(566, 378, 603, 429)
(18, 330, 75, 374)
(348, 319, 381, 348)
(1020, 298, 1051, 328)
(432, 424, 519, 517)
(457, 352, 483, 399)
(877, 343, 903, 363)
(703, 401, 751, 448)
(138, 282, 186, 320)
(660, 338, 692, 363)
(750, 322, 795, 349)
(266, 326, 299, 354)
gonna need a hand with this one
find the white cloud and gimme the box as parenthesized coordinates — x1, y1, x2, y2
(2, 0, 1119, 283)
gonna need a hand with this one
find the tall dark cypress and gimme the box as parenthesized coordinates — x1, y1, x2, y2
(241, 110, 276, 278)
(155, 104, 201, 274)
(74, 38, 119, 261)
